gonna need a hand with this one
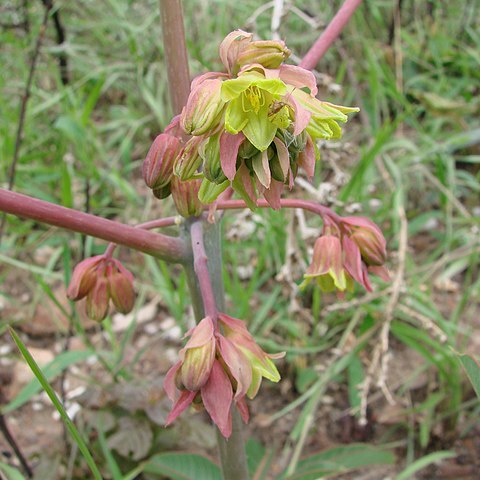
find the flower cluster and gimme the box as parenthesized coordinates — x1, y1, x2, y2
(67, 255, 135, 321)
(301, 216, 389, 295)
(143, 30, 358, 213)
(164, 313, 284, 438)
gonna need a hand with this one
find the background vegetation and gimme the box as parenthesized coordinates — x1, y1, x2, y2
(1, 0, 479, 478)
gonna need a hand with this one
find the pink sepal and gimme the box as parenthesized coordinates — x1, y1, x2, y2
(298, 135, 316, 180)
(236, 397, 250, 424)
(217, 335, 252, 399)
(262, 179, 284, 210)
(279, 64, 318, 96)
(201, 360, 233, 438)
(220, 131, 245, 180)
(342, 236, 363, 284)
(164, 361, 182, 401)
(273, 137, 290, 180)
(165, 390, 196, 426)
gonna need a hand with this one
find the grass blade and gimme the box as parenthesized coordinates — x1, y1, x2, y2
(395, 451, 456, 480)
(8, 327, 103, 480)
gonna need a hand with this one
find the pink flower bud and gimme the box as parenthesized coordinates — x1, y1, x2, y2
(304, 235, 348, 292)
(67, 256, 135, 322)
(219, 30, 253, 75)
(342, 216, 387, 266)
(107, 262, 135, 314)
(171, 176, 204, 218)
(143, 134, 181, 193)
(67, 255, 104, 301)
(178, 317, 216, 391)
(86, 275, 110, 321)
(236, 39, 291, 70)
(181, 79, 225, 136)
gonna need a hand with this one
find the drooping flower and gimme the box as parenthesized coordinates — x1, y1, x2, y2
(302, 216, 389, 295)
(67, 255, 135, 321)
(301, 233, 354, 293)
(164, 314, 284, 438)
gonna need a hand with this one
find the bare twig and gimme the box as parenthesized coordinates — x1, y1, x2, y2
(271, 0, 285, 39)
(299, 0, 363, 70)
(0, 1, 52, 244)
(0, 414, 33, 478)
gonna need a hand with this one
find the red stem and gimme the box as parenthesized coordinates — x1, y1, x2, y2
(213, 198, 342, 223)
(104, 216, 179, 258)
(299, 0, 363, 70)
(190, 220, 218, 319)
(0, 189, 187, 263)
(159, 0, 191, 115)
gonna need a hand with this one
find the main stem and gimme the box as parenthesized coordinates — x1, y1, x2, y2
(182, 218, 249, 480)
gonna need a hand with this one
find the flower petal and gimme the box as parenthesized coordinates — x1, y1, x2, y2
(183, 316, 214, 349)
(232, 162, 257, 210)
(225, 97, 249, 135)
(252, 150, 271, 188)
(279, 64, 318, 96)
(201, 360, 233, 438)
(298, 135, 316, 180)
(218, 335, 252, 399)
(287, 94, 311, 136)
(273, 137, 289, 180)
(262, 179, 284, 210)
(242, 101, 277, 151)
(164, 361, 182, 401)
(236, 397, 250, 424)
(165, 390, 196, 426)
(220, 131, 244, 180)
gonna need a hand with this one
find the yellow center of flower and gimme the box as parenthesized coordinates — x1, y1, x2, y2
(242, 85, 265, 114)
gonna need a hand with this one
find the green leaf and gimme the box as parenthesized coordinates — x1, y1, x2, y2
(0, 462, 26, 480)
(246, 438, 273, 480)
(8, 327, 102, 480)
(143, 453, 222, 480)
(2, 349, 94, 414)
(347, 354, 364, 411)
(286, 444, 395, 479)
(395, 451, 456, 480)
(458, 354, 480, 398)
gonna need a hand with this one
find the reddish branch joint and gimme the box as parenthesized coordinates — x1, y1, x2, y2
(67, 255, 135, 321)
(164, 314, 284, 438)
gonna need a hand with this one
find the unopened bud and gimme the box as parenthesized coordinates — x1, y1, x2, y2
(181, 79, 225, 136)
(219, 30, 253, 75)
(237, 40, 291, 70)
(171, 176, 204, 218)
(174, 136, 203, 181)
(107, 263, 135, 314)
(200, 133, 227, 184)
(342, 217, 387, 266)
(143, 134, 180, 191)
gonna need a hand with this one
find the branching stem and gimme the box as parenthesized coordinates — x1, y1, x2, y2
(214, 198, 342, 223)
(0, 189, 187, 263)
(300, 0, 363, 70)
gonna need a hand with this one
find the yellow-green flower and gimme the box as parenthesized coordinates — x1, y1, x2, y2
(221, 71, 288, 151)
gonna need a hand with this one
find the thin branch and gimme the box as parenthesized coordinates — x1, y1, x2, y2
(0, 414, 33, 478)
(214, 198, 342, 223)
(159, 0, 191, 116)
(0, 189, 188, 263)
(190, 220, 218, 319)
(40, 0, 69, 85)
(104, 215, 181, 258)
(299, 0, 363, 70)
(0, 1, 52, 243)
